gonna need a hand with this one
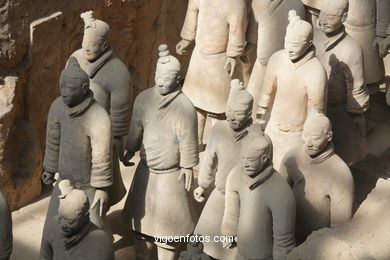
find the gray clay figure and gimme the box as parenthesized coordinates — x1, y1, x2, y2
(69, 11, 132, 205)
(193, 79, 260, 260)
(122, 44, 198, 260)
(42, 57, 112, 230)
(316, 0, 370, 165)
(40, 180, 114, 260)
(222, 131, 296, 260)
(280, 110, 355, 244)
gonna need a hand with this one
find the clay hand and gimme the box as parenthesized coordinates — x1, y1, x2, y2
(122, 151, 135, 167)
(42, 171, 56, 185)
(178, 168, 193, 192)
(113, 136, 124, 162)
(176, 39, 192, 55)
(352, 113, 366, 137)
(224, 57, 237, 77)
(379, 37, 390, 58)
(222, 239, 236, 249)
(91, 188, 108, 217)
(193, 186, 205, 202)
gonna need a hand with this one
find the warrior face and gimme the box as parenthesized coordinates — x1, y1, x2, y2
(302, 114, 332, 157)
(319, 1, 348, 34)
(82, 32, 108, 62)
(58, 213, 88, 237)
(241, 149, 269, 177)
(226, 105, 251, 131)
(285, 34, 312, 61)
(155, 70, 179, 96)
(60, 80, 89, 108)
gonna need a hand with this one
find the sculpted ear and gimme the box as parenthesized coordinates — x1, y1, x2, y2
(327, 130, 333, 142)
(341, 12, 348, 23)
(81, 83, 89, 94)
(102, 41, 109, 52)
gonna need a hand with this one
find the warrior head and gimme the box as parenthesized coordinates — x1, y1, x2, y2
(319, 0, 349, 35)
(59, 57, 90, 108)
(285, 10, 313, 61)
(155, 44, 182, 95)
(81, 11, 110, 62)
(226, 79, 253, 131)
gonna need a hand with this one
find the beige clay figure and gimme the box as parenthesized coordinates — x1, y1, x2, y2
(176, 0, 248, 148)
(257, 10, 327, 172)
(193, 79, 259, 260)
(69, 11, 131, 205)
(40, 180, 114, 260)
(42, 58, 112, 230)
(122, 45, 198, 260)
(280, 111, 355, 244)
(316, 0, 370, 165)
(246, 0, 305, 117)
(222, 131, 296, 260)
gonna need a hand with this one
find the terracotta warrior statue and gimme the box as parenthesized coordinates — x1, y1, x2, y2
(40, 180, 114, 260)
(176, 0, 248, 148)
(316, 0, 370, 165)
(69, 11, 131, 205)
(280, 110, 355, 244)
(42, 57, 112, 230)
(345, 0, 386, 89)
(122, 45, 198, 260)
(257, 10, 327, 172)
(246, 0, 305, 117)
(222, 131, 296, 260)
(0, 191, 12, 260)
(194, 79, 259, 259)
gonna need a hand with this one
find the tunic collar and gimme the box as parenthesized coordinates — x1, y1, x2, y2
(154, 84, 182, 110)
(303, 142, 335, 165)
(67, 90, 95, 118)
(242, 163, 274, 190)
(230, 118, 253, 142)
(61, 219, 93, 251)
(288, 46, 316, 70)
(81, 45, 114, 79)
(323, 26, 346, 52)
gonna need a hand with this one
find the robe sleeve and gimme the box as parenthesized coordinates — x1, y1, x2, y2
(376, 0, 390, 38)
(125, 95, 144, 153)
(39, 219, 55, 260)
(0, 192, 12, 260)
(345, 47, 369, 113)
(180, 0, 199, 41)
(258, 54, 277, 109)
(88, 107, 113, 188)
(43, 98, 61, 174)
(178, 102, 199, 169)
(198, 128, 218, 189)
(267, 177, 296, 260)
(226, 0, 248, 57)
(245, 3, 258, 45)
(307, 63, 327, 113)
(221, 169, 240, 236)
(329, 169, 355, 227)
(108, 68, 133, 138)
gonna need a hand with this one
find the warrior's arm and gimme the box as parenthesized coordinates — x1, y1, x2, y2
(89, 109, 113, 188)
(268, 181, 296, 260)
(345, 48, 369, 114)
(178, 105, 199, 169)
(109, 70, 133, 138)
(330, 171, 355, 227)
(125, 96, 144, 154)
(43, 99, 61, 173)
(307, 65, 327, 113)
(221, 170, 240, 237)
(376, 0, 390, 38)
(180, 0, 199, 42)
(258, 55, 277, 109)
(198, 129, 218, 189)
(227, 1, 248, 57)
